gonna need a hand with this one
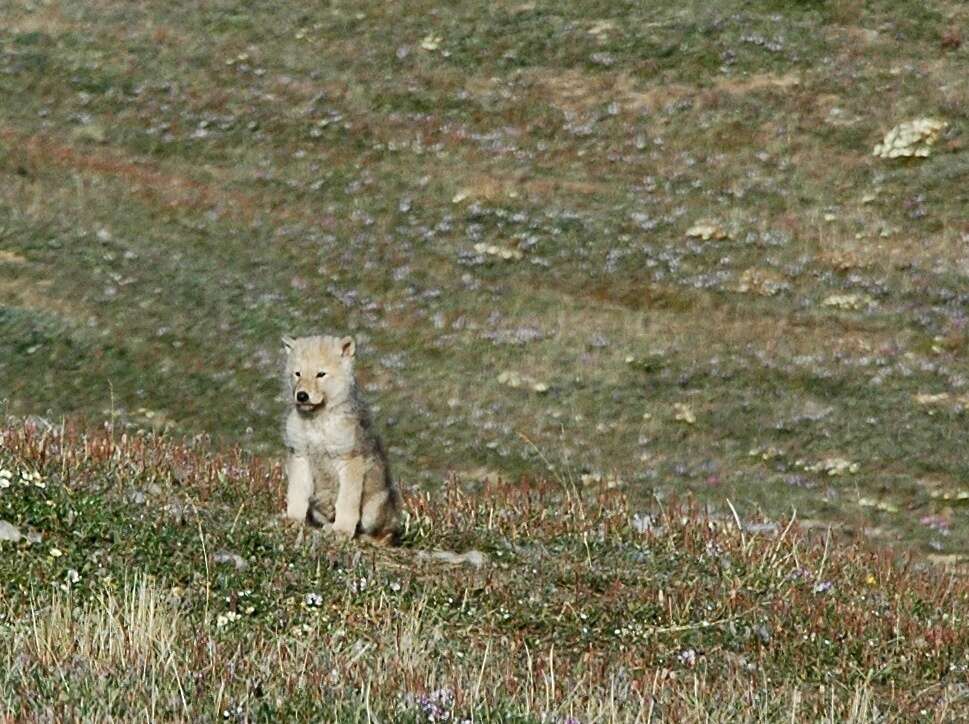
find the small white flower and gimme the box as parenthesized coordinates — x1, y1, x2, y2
(304, 592, 323, 607)
(678, 648, 698, 666)
(216, 611, 240, 628)
(49, 548, 63, 558)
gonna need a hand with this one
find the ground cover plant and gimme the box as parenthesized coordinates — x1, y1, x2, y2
(1, 0, 968, 718)
(1, 422, 968, 720)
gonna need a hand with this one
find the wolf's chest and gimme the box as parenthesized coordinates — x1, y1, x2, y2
(289, 413, 356, 457)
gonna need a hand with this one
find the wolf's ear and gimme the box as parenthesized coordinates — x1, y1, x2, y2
(281, 336, 296, 352)
(339, 336, 355, 358)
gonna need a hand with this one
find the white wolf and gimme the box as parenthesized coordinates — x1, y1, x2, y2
(281, 334, 401, 544)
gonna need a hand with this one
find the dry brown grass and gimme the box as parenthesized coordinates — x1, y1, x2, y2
(1, 421, 967, 720)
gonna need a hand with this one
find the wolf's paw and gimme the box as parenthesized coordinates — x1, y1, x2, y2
(330, 521, 357, 540)
(279, 511, 307, 530)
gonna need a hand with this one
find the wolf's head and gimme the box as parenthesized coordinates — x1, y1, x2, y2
(281, 334, 356, 412)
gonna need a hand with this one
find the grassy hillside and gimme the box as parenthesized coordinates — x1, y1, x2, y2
(1, 4, 969, 711)
(2, 0, 969, 556)
(1, 0, 969, 556)
(1, 421, 968, 720)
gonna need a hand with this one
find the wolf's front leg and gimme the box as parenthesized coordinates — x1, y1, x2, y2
(331, 457, 366, 538)
(285, 454, 314, 522)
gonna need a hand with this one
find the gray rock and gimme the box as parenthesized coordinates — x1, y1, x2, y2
(632, 513, 656, 534)
(24, 415, 54, 432)
(0, 520, 22, 543)
(213, 550, 249, 571)
(744, 522, 780, 536)
(164, 501, 187, 525)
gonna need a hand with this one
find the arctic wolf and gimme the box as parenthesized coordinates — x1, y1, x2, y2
(282, 334, 401, 544)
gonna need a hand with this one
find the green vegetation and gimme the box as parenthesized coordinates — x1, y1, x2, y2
(1, 0, 968, 717)
(1, 424, 967, 720)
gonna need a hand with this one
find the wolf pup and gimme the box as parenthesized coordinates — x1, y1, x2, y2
(282, 334, 401, 545)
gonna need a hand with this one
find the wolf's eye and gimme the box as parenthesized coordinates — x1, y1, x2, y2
(316, 371, 326, 378)
(294, 371, 301, 378)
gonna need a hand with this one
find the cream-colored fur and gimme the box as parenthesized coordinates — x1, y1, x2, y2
(281, 334, 401, 544)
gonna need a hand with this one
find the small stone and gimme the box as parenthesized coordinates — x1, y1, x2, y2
(915, 392, 950, 406)
(673, 403, 696, 424)
(686, 222, 729, 241)
(420, 34, 442, 51)
(631, 513, 657, 534)
(737, 268, 790, 296)
(474, 242, 523, 261)
(822, 293, 873, 311)
(213, 550, 249, 571)
(744, 522, 780, 536)
(801, 457, 859, 476)
(590, 52, 616, 67)
(0, 520, 22, 543)
(858, 497, 899, 513)
(873, 118, 946, 159)
(813, 581, 834, 594)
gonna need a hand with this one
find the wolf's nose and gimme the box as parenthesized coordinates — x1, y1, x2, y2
(296, 391, 309, 403)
